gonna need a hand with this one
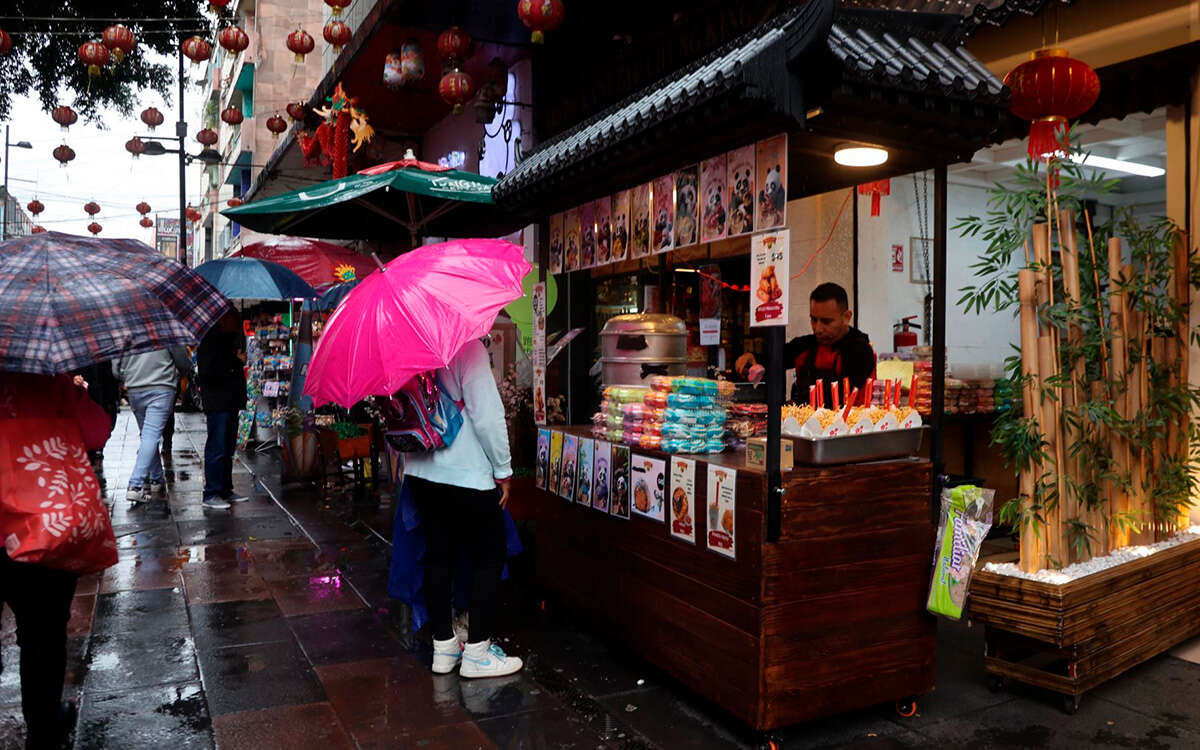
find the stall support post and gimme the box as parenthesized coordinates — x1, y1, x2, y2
(931, 164, 948, 514)
(766, 326, 784, 542)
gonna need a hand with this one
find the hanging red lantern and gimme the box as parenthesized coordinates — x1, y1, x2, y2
(140, 217, 154, 229)
(88, 222, 103, 236)
(218, 25, 250, 54)
(857, 180, 890, 217)
(437, 27, 472, 65)
(125, 137, 146, 158)
(227, 198, 244, 208)
(221, 105, 244, 125)
(266, 115, 289, 137)
(32, 226, 47, 234)
(141, 106, 165, 130)
(84, 201, 101, 217)
(79, 41, 111, 77)
(209, 0, 233, 11)
(27, 200, 44, 217)
(286, 102, 307, 122)
(196, 128, 219, 146)
(136, 201, 152, 215)
(186, 206, 202, 223)
(53, 145, 75, 167)
(182, 36, 212, 64)
(324, 0, 353, 17)
(0, 28, 11, 56)
(323, 21, 352, 53)
(102, 24, 136, 63)
(1004, 47, 1100, 161)
(438, 69, 475, 115)
(286, 28, 315, 63)
(517, 0, 565, 44)
(52, 105, 78, 131)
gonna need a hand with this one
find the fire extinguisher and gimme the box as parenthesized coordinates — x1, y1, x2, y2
(894, 316, 920, 352)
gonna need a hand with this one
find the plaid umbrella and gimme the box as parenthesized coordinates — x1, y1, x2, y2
(0, 232, 232, 375)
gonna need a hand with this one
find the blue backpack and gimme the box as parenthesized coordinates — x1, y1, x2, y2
(381, 371, 464, 452)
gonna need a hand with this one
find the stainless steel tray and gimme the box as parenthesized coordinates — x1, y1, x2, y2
(789, 427, 926, 466)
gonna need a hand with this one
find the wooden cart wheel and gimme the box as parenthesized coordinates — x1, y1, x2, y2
(986, 674, 1005, 693)
(1062, 694, 1080, 715)
(895, 698, 919, 718)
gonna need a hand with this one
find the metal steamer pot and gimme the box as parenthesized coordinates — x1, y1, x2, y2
(599, 313, 688, 386)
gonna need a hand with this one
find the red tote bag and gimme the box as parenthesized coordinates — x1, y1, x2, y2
(0, 415, 118, 575)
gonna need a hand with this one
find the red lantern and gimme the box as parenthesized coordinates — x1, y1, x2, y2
(125, 137, 146, 158)
(32, 226, 46, 234)
(140, 217, 154, 229)
(102, 24, 136, 63)
(0, 28, 11, 56)
(84, 201, 100, 217)
(287, 29, 315, 63)
(227, 198, 244, 208)
(323, 21, 352, 53)
(52, 105, 78, 131)
(27, 200, 44, 217)
(186, 206, 202, 223)
(266, 115, 288, 137)
(196, 128, 219, 146)
(857, 180, 890, 217)
(141, 107, 165, 130)
(88, 222, 103, 236)
(53, 145, 75, 167)
(325, 0, 353, 17)
(79, 41, 111, 77)
(218, 25, 250, 54)
(286, 102, 307, 122)
(439, 69, 475, 115)
(209, 0, 233, 11)
(1004, 47, 1100, 160)
(517, 0, 565, 44)
(136, 202, 152, 215)
(182, 36, 212, 64)
(221, 105, 244, 125)
(437, 27, 472, 65)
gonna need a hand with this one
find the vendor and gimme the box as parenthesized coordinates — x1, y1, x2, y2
(736, 282, 876, 404)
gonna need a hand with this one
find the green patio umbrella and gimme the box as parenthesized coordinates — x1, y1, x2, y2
(222, 155, 516, 243)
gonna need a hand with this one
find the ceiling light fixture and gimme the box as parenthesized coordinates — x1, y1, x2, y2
(1067, 153, 1165, 178)
(834, 144, 888, 167)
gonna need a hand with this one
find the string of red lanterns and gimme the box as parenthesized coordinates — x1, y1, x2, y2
(286, 28, 315, 63)
(323, 20, 352, 54)
(182, 36, 212, 64)
(53, 145, 76, 167)
(1004, 47, 1100, 161)
(140, 217, 154, 229)
(52, 106, 78, 131)
(78, 40, 110, 77)
(218, 25, 250, 54)
(136, 202, 152, 216)
(101, 24, 136, 63)
(125, 137, 146, 158)
(88, 222, 103, 236)
(220, 105, 244, 125)
(27, 200, 44, 218)
(141, 107, 165, 130)
(325, 0, 353, 17)
(84, 202, 101, 218)
(518, 0, 565, 44)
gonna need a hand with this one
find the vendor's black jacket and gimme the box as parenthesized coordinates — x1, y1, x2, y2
(785, 327, 876, 404)
(197, 328, 247, 413)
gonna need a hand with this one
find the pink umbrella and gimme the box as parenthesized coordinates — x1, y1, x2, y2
(304, 238, 531, 407)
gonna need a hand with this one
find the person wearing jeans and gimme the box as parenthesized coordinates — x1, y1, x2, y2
(113, 347, 192, 503)
(197, 311, 247, 510)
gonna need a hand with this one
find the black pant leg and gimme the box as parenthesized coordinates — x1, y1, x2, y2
(412, 477, 455, 641)
(203, 410, 229, 499)
(223, 410, 239, 496)
(463, 486, 507, 644)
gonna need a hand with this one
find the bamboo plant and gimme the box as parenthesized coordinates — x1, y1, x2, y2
(958, 135, 1200, 572)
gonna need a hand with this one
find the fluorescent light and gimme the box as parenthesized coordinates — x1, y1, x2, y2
(1067, 153, 1165, 178)
(834, 144, 888, 167)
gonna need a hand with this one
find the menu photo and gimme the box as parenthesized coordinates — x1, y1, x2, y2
(669, 457, 697, 544)
(754, 133, 788, 231)
(536, 428, 550, 490)
(594, 196, 611, 266)
(564, 207, 581, 272)
(560, 434, 579, 501)
(630, 454, 666, 522)
(750, 229, 790, 327)
(592, 440, 612, 513)
(706, 464, 737, 559)
(726, 144, 755, 236)
(576, 438, 594, 507)
(580, 200, 596, 268)
(611, 189, 630, 262)
(630, 183, 651, 259)
(700, 154, 727, 243)
(610, 444, 631, 519)
(549, 431, 564, 496)
(651, 174, 674, 253)
(674, 164, 700, 248)
(549, 212, 564, 274)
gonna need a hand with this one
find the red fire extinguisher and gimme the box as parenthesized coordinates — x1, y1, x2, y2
(894, 316, 920, 351)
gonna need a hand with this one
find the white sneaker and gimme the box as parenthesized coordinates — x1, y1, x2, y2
(202, 497, 232, 510)
(126, 486, 146, 503)
(149, 481, 167, 497)
(459, 640, 523, 679)
(224, 494, 250, 503)
(432, 636, 463, 675)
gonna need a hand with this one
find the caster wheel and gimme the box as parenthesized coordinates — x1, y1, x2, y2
(1062, 694, 1080, 715)
(987, 675, 1005, 693)
(896, 698, 918, 718)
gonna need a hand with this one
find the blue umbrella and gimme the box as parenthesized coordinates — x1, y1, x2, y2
(194, 257, 317, 300)
(312, 279, 361, 311)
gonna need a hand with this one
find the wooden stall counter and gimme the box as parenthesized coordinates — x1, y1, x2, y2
(534, 426, 936, 732)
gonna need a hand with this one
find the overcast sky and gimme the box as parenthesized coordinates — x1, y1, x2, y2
(3, 56, 207, 242)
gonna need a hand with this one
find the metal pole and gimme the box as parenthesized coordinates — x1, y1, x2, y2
(931, 165, 948, 512)
(766, 326, 784, 542)
(177, 44, 188, 265)
(3, 125, 9, 241)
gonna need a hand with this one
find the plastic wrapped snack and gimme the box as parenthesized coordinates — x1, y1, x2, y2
(649, 376, 677, 392)
(927, 485, 994, 620)
(622, 403, 647, 421)
(644, 391, 669, 408)
(668, 393, 715, 409)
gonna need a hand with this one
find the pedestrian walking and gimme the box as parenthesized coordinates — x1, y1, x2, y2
(404, 338, 523, 679)
(197, 311, 248, 510)
(0, 372, 116, 749)
(71, 363, 120, 487)
(113, 347, 193, 502)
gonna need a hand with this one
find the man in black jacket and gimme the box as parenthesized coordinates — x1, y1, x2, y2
(737, 282, 876, 405)
(197, 311, 248, 510)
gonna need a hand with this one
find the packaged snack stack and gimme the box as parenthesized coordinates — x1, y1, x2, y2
(944, 378, 965, 415)
(974, 379, 996, 414)
(727, 402, 768, 442)
(594, 386, 651, 443)
(650, 377, 728, 454)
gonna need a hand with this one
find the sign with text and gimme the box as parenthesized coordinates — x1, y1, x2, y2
(532, 282, 547, 425)
(750, 229, 789, 327)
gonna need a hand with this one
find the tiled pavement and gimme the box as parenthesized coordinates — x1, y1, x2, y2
(3, 411, 1200, 749)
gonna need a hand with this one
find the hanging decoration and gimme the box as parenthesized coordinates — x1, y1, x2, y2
(324, 0, 353, 16)
(221, 105, 244, 125)
(227, 198, 244, 208)
(125, 137, 146, 158)
(517, 0, 565, 44)
(297, 83, 374, 179)
(286, 102, 307, 122)
(79, 41, 111, 77)
(32, 226, 46, 234)
(0, 28, 11, 56)
(437, 27, 472, 67)
(1004, 47, 1100, 161)
(196, 127, 219, 146)
(88, 222, 103, 236)
(52, 105, 78, 131)
(53, 145, 75, 167)
(84, 202, 101, 217)
(323, 20, 352, 53)
(438, 69, 475, 115)
(383, 42, 424, 89)
(266, 115, 289, 137)
(208, 0, 233, 10)
(102, 24, 136, 63)
(27, 200, 44, 217)
(140, 217, 154, 229)
(218, 25, 250, 54)
(186, 206, 202, 223)
(182, 36, 212, 64)
(136, 202, 152, 215)
(141, 107, 165, 130)
(474, 57, 509, 124)
(286, 28, 315, 63)
(857, 180, 890, 217)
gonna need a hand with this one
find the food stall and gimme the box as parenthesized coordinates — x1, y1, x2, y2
(495, 0, 1014, 735)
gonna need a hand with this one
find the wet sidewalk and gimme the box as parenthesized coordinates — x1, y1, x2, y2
(4, 411, 1200, 749)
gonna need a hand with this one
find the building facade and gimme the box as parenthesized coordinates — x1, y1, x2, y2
(0, 187, 33, 240)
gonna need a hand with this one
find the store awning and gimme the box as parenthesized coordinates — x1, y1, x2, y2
(494, 0, 1011, 214)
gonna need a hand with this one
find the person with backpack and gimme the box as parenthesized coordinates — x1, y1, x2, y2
(401, 337, 521, 679)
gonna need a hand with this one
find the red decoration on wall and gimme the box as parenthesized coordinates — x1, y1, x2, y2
(196, 128, 219, 146)
(32, 226, 46, 234)
(182, 36, 212, 64)
(287, 29, 315, 63)
(517, 0, 565, 44)
(266, 115, 289, 138)
(79, 41, 111, 77)
(0, 28, 11, 56)
(438, 69, 475, 115)
(227, 198, 244, 208)
(1004, 47, 1100, 160)
(140, 217, 154, 229)
(125, 137, 146, 158)
(84, 202, 101, 217)
(141, 107, 164, 130)
(88, 222, 103, 236)
(27, 200, 44, 217)
(136, 202, 152, 215)
(221, 105, 244, 126)
(52, 105, 78, 131)
(53, 145, 75, 167)
(102, 24, 136, 62)
(323, 21, 352, 53)
(437, 27, 472, 65)
(218, 25, 250, 54)
(324, 0, 353, 17)
(297, 84, 369, 180)
(286, 102, 307, 122)
(857, 180, 890, 217)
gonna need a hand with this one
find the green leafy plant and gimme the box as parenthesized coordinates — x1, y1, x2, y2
(330, 421, 364, 440)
